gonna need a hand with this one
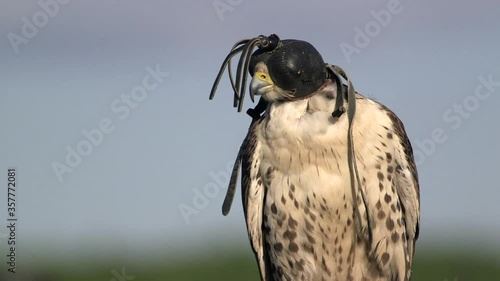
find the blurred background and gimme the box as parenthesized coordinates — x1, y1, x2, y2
(1, 0, 499, 280)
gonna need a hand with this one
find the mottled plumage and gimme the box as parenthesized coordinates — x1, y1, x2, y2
(236, 80, 420, 281)
(210, 34, 420, 281)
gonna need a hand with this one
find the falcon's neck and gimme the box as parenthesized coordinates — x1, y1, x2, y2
(260, 80, 354, 154)
(264, 81, 342, 133)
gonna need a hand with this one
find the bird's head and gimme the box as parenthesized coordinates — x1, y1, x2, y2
(248, 35, 326, 102)
(210, 35, 326, 108)
(210, 34, 351, 119)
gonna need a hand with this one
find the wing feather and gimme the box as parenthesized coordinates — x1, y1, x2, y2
(385, 107, 420, 248)
(383, 104, 421, 280)
(358, 100, 420, 281)
(239, 118, 270, 281)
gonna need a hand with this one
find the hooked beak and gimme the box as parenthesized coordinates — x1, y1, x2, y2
(250, 71, 274, 101)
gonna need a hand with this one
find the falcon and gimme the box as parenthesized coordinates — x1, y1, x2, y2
(209, 34, 420, 281)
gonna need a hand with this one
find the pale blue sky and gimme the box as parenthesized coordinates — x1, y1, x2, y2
(0, 0, 499, 259)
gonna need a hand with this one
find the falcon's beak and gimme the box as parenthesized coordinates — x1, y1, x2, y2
(250, 71, 274, 101)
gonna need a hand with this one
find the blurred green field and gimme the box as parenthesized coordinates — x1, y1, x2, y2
(3, 249, 499, 281)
